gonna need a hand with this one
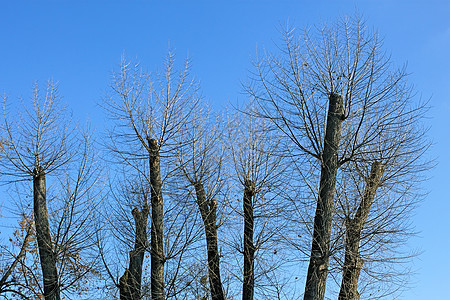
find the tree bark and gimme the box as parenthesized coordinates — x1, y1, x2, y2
(33, 166, 60, 300)
(148, 139, 165, 300)
(193, 181, 225, 300)
(304, 93, 344, 300)
(338, 161, 383, 300)
(120, 206, 149, 300)
(242, 179, 255, 300)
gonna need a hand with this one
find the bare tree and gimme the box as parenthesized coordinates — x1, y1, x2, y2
(95, 169, 152, 300)
(103, 52, 199, 299)
(0, 82, 102, 300)
(97, 163, 203, 300)
(175, 106, 227, 300)
(117, 180, 150, 300)
(334, 97, 430, 300)
(227, 105, 293, 300)
(337, 161, 384, 300)
(246, 16, 429, 300)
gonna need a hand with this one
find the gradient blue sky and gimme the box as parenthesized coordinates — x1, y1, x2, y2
(1, 1, 449, 299)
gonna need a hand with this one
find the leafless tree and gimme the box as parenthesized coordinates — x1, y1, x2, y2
(227, 105, 294, 300)
(333, 97, 430, 300)
(95, 171, 152, 299)
(96, 165, 203, 300)
(103, 52, 200, 299)
(115, 178, 150, 300)
(0, 82, 102, 300)
(175, 105, 227, 300)
(246, 16, 429, 300)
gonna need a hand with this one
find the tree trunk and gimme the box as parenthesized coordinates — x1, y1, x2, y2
(304, 93, 344, 300)
(33, 166, 60, 300)
(148, 139, 165, 300)
(120, 206, 150, 300)
(242, 179, 255, 300)
(338, 161, 383, 300)
(193, 181, 225, 300)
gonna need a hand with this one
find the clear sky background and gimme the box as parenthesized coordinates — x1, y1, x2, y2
(0, 1, 449, 299)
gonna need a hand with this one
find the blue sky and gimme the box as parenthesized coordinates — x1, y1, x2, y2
(1, 1, 449, 299)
